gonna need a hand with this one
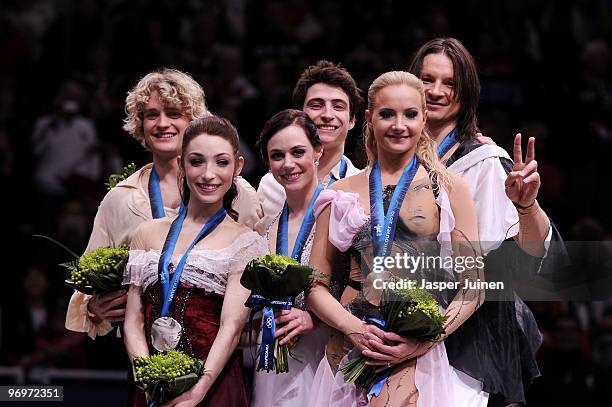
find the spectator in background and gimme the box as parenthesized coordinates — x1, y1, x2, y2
(579, 39, 612, 144)
(0, 125, 13, 180)
(31, 81, 100, 197)
(212, 46, 258, 176)
(238, 58, 293, 181)
(5, 265, 87, 368)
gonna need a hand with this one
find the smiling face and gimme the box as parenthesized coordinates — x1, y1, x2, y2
(365, 84, 427, 159)
(420, 53, 460, 128)
(142, 91, 190, 159)
(267, 124, 322, 193)
(302, 83, 355, 151)
(182, 134, 243, 206)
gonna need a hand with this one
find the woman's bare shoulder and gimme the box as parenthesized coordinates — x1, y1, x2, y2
(223, 216, 257, 240)
(328, 170, 368, 193)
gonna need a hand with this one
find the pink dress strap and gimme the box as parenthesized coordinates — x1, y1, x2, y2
(314, 189, 368, 252)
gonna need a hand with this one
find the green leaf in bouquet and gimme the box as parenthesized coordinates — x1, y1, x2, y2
(241, 255, 316, 298)
(88, 272, 122, 293)
(64, 279, 95, 295)
(393, 308, 445, 341)
(33, 235, 80, 260)
(240, 260, 275, 293)
(105, 162, 137, 190)
(274, 339, 288, 374)
(59, 261, 77, 270)
(280, 264, 314, 296)
(164, 372, 200, 401)
(113, 257, 128, 274)
(71, 245, 128, 294)
(261, 253, 300, 270)
(133, 351, 206, 404)
(339, 354, 380, 393)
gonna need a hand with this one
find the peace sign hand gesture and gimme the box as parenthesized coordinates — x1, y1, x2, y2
(505, 133, 540, 208)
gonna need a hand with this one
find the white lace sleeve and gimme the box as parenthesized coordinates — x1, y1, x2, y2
(123, 249, 160, 289)
(227, 231, 270, 275)
(180, 232, 268, 295)
(123, 233, 269, 294)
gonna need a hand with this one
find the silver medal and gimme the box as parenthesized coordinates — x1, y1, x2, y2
(151, 316, 182, 351)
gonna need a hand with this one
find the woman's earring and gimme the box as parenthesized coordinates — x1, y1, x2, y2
(314, 159, 320, 166)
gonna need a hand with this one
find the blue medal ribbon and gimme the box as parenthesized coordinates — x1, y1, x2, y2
(157, 206, 227, 317)
(369, 370, 391, 398)
(369, 157, 420, 259)
(327, 157, 348, 186)
(365, 157, 419, 398)
(436, 128, 458, 159)
(251, 184, 322, 371)
(276, 184, 324, 261)
(245, 293, 293, 371)
(363, 316, 391, 397)
(148, 167, 167, 219)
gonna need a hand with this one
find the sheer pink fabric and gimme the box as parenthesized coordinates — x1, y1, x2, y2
(309, 356, 367, 407)
(313, 188, 455, 252)
(310, 345, 456, 407)
(313, 190, 368, 252)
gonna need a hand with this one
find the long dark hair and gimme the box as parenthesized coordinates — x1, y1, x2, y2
(180, 116, 240, 220)
(408, 37, 480, 141)
(256, 109, 321, 164)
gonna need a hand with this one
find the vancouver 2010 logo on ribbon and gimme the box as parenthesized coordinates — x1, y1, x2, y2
(263, 344, 270, 370)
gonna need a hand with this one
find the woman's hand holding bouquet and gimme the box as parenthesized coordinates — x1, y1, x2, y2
(240, 254, 318, 373)
(339, 284, 447, 396)
(134, 350, 205, 406)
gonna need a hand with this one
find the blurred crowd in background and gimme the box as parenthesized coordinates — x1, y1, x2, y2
(1, 0, 611, 404)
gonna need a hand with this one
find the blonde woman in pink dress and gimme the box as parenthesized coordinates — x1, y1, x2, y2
(307, 71, 485, 406)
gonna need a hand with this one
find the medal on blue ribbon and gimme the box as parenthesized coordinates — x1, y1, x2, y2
(151, 205, 227, 351)
(326, 157, 348, 186)
(365, 157, 419, 396)
(276, 184, 324, 261)
(436, 128, 458, 160)
(369, 157, 420, 260)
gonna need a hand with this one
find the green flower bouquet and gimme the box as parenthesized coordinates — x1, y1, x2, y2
(61, 245, 129, 295)
(134, 350, 205, 405)
(339, 284, 447, 395)
(105, 162, 137, 190)
(240, 254, 317, 373)
(34, 235, 128, 295)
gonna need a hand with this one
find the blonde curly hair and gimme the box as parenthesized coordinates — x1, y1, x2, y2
(123, 68, 210, 146)
(364, 71, 450, 188)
